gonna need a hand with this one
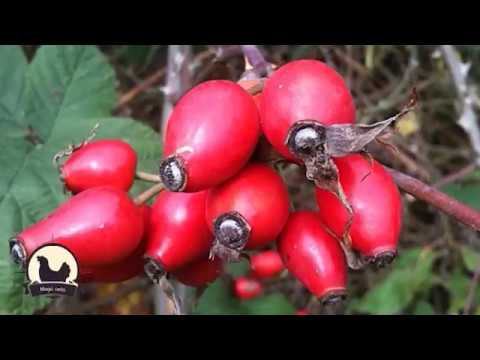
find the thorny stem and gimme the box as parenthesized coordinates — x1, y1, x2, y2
(133, 182, 164, 206)
(240, 45, 274, 80)
(135, 171, 162, 183)
(156, 45, 194, 316)
(386, 166, 480, 232)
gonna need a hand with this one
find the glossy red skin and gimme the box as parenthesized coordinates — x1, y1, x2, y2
(277, 211, 347, 298)
(295, 309, 309, 316)
(173, 257, 223, 287)
(233, 277, 263, 300)
(79, 205, 151, 283)
(249, 250, 285, 279)
(139, 204, 152, 233)
(260, 60, 356, 161)
(16, 187, 144, 267)
(61, 139, 137, 194)
(315, 155, 402, 257)
(206, 163, 290, 250)
(145, 191, 213, 272)
(79, 241, 145, 283)
(164, 80, 260, 192)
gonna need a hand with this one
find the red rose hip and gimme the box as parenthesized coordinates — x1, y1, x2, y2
(277, 211, 347, 305)
(79, 241, 146, 283)
(250, 250, 285, 279)
(159, 80, 260, 192)
(144, 191, 213, 283)
(79, 205, 151, 283)
(260, 60, 356, 162)
(10, 187, 144, 268)
(233, 277, 263, 300)
(60, 139, 137, 194)
(295, 309, 309, 316)
(315, 155, 402, 266)
(206, 163, 290, 261)
(173, 257, 224, 288)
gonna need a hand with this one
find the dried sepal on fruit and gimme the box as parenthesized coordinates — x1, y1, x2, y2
(287, 90, 416, 263)
(52, 123, 100, 170)
(316, 155, 402, 268)
(205, 163, 290, 263)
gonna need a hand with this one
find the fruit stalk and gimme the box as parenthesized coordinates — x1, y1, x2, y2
(135, 171, 162, 183)
(134, 182, 165, 206)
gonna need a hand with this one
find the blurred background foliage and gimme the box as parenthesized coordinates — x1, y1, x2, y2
(15, 45, 480, 315)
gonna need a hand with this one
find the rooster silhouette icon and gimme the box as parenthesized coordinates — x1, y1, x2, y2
(36, 256, 71, 283)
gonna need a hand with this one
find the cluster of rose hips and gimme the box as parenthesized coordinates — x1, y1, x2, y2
(10, 59, 403, 309)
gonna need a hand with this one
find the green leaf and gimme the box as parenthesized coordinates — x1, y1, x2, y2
(193, 280, 244, 315)
(115, 45, 161, 68)
(242, 294, 295, 315)
(445, 268, 480, 315)
(442, 172, 480, 210)
(0, 45, 162, 314)
(25, 45, 116, 142)
(413, 301, 435, 315)
(194, 280, 295, 315)
(460, 246, 480, 272)
(446, 269, 471, 314)
(0, 46, 28, 120)
(349, 247, 436, 315)
(226, 260, 250, 277)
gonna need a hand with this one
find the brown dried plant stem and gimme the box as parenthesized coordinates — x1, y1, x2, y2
(134, 182, 164, 206)
(116, 67, 167, 111)
(135, 171, 161, 183)
(385, 166, 480, 232)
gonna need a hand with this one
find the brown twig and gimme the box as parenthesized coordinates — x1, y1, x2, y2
(115, 67, 167, 111)
(433, 163, 477, 188)
(115, 46, 240, 112)
(134, 182, 164, 206)
(155, 45, 195, 316)
(240, 45, 274, 80)
(463, 262, 480, 315)
(135, 171, 162, 183)
(386, 166, 480, 232)
(379, 141, 432, 182)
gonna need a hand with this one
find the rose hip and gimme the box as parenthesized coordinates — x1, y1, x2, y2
(315, 154, 402, 266)
(277, 211, 347, 305)
(159, 80, 260, 192)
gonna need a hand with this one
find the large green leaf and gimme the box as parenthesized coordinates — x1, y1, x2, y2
(349, 247, 437, 315)
(0, 45, 161, 314)
(194, 280, 295, 315)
